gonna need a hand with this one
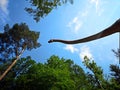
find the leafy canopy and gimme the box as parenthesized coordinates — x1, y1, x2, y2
(0, 23, 40, 62)
(25, 0, 73, 22)
(0, 55, 120, 90)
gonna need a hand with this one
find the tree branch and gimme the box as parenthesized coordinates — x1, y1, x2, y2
(0, 45, 26, 81)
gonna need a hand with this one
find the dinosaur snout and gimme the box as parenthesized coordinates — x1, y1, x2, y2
(48, 39, 53, 43)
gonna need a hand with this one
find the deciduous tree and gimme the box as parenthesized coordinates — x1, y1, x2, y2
(0, 23, 40, 80)
(25, 0, 73, 22)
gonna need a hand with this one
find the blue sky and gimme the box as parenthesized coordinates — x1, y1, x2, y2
(0, 0, 120, 73)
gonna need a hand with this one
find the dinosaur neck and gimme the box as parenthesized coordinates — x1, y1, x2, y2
(48, 18, 120, 44)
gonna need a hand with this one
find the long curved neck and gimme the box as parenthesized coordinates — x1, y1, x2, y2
(48, 18, 120, 44)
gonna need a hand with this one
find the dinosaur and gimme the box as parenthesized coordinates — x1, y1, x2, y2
(48, 18, 120, 44)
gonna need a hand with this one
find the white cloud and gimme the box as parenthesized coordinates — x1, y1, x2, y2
(73, 17, 78, 23)
(79, 45, 93, 61)
(67, 16, 82, 33)
(64, 45, 93, 61)
(0, 0, 9, 14)
(89, 0, 103, 16)
(90, 0, 99, 11)
(64, 45, 79, 53)
(0, 0, 9, 23)
(81, 10, 88, 17)
(75, 22, 82, 32)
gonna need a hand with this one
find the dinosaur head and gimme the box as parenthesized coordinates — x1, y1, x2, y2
(48, 39, 54, 43)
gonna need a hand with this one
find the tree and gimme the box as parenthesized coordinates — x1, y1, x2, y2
(0, 23, 40, 62)
(0, 55, 89, 90)
(82, 48, 120, 90)
(1, 54, 120, 89)
(109, 65, 120, 90)
(112, 48, 120, 63)
(25, 0, 73, 22)
(0, 56, 36, 90)
(83, 56, 107, 90)
(109, 49, 120, 89)
(0, 23, 40, 80)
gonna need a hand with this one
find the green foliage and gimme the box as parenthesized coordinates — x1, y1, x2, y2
(16, 55, 76, 89)
(112, 49, 120, 58)
(109, 64, 120, 89)
(83, 56, 120, 90)
(0, 55, 120, 90)
(112, 49, 120, 63)
(0, 55, 86, 90)
(83, 56, 107, 90)
(0, 56, 36, 90)
(0, 23, 40, 62)
(25, 0, 73, 22)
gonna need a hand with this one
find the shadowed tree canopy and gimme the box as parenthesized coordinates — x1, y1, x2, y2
(25, 0, 73, 22)
(0, 55, 87, 89)
(0, 55, 120, 90)
(0, 23, 40, 62)
(48, 18, 120, 44)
